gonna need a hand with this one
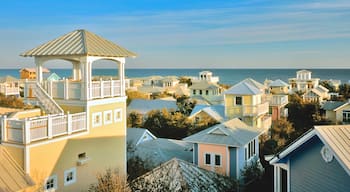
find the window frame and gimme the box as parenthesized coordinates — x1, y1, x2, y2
(92, 112, 102, 127)
(204, 153, 222, 167)
(44, 174, 58, 191)
(204, 153, 211, 165)
(64, 167, 77, 186)
(342, 110, 350, 123)
(114, 108, 122, 122)
(245, 139, 256, 161)
(235, 96, 243, 105)
(104, 110, 113, 125)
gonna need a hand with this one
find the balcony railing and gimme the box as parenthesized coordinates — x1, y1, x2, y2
(24, 79, 130, 100)
(226, 102, 269, 117)
(1, 112, 86, 144)
(264, 95, 288, 106)
(0, 84, 20, 96)
(260, 115, 272, 129)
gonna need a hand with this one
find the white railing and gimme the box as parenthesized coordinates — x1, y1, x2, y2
(265, 95, 288, 106)
(0, 84, 20, 96)
(1, 112, 87, 144)
(25, 79, 130, 100)
(34, 82, 64, 114)
(226, 102, 269, 117)
(260, 115, 272, 129)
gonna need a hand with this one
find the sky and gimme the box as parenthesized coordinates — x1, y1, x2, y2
(0, 0, 349, 69)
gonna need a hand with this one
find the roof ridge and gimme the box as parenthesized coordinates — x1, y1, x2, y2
(80, 29, 88, 54)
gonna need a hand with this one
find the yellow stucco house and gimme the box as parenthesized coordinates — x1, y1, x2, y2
(0, 29, 135, 191)
(224, 78, 271, 130)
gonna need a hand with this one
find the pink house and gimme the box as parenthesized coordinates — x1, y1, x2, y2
(184, 118, 264, 180)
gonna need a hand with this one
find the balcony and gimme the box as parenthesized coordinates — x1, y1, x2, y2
(260, 115, 272, 130)
(226, 102, 269, 117)
(24, 79, 130, 100)
(0, 84, 20, 96)
(1, 112, 86, 144)
(265, 95, 288, 107)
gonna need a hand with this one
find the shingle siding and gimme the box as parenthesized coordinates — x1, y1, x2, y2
(290, 136, 350, 192)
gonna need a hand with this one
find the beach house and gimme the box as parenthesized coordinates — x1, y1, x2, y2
(288, 69, 320, 93)
(0, 29, 135, 191)
(0, 75, 20, 97)
(269, 125, 350, 192)
(19, 67, 50, 80)
(265, 79, 289, 121)
(224, 78, 271, 130)
(322, 100, 350, 124)
(184, 118, 264, 180)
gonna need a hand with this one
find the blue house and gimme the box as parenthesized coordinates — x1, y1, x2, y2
(269, 125, 350, 192)
(184, 118, 264, 180)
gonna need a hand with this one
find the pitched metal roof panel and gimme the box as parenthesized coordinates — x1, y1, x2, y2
(21, 29, 136, 57)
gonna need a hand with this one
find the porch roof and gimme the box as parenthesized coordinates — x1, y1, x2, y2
(21, 29, 136, 58)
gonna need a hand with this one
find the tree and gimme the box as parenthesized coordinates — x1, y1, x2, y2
(179, 76, 192, 87)
(127, 111, 143, 128)
(270, 118, 295, 150)
(127, 155, 152, 181)
(87, 169, 130, 192)
(339, 84, 350, 100)
(176, 95, 196, 116)
(126, 90, 149, 105)
(320, 80, 335, 92)
(241, 159, 264, 190)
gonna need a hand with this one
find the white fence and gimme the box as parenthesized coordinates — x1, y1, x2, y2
(1, 112, 87, 144)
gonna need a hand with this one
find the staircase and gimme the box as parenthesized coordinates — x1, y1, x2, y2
(34, 82, 64, 115)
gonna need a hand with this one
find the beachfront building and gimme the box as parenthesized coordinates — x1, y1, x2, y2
(224, 78, 271, 130)
(192, 71, 220, 84)
(189, 104, 225, 123)
(269, 125, 350, 192)
(19, 67, 50, 80)
(0, 29, 135, 191)
(322, 100, 350, 124)
(0, 75, 20, 97)
(288, 69, 320, 93)
(190, 81, 224, 104)
(302, 85, 330, 103)
(184, 118, 264, 180)
(265, 79, 289, 121)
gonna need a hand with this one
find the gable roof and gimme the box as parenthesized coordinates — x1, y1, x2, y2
(316, 85, 329, 93)
(21, 29, 136, 57)
(269, 79, 289, 87)
(322, 101, 347, 111)
(130, 158, 235, 192)
(19, 67, 50, 73)
(0, 76, 18, 83)
(127, 128, 157, 147)
(127, 99, 178, 115)
(243, 78, 266, 90)
(184, 118, 263, 147)
(297, 69, 311, 74)
(0, 146, 34, 191)
(189, 104, 225, 122)
(270, 125, 350, 175)
(130, 138, 193, 167)
(225, 81, 262, 95)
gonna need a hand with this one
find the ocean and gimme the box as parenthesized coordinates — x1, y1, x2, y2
(1, 68, 349, 86)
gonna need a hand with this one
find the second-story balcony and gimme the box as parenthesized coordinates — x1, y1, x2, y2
(1, 112, 87, 145)
(265, 94, 288, 107)
(0, 84, 20, 96)
(24, 78, 130, 101)
(226, 102, 269, 117)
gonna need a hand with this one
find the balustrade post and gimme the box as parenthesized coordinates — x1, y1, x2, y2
(110, 77, 114, 96)
(67, 112, 72, 135)
(100, 78, 104, 98)
(24, 118, 31, 144)
(64, 78, 69, 100)
(1, 116, 7, 142)
(48, 80, 53, 98)
(24, 79, 28, 98)
(47, 115, 53, 139)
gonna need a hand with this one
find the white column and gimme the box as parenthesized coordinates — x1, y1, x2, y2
(24, 118, 31, 144)
(64, 78, 69, 100)
(1, 116, 7, 142)
(35, 58, 43, 83)
(119, 61, 125, 96)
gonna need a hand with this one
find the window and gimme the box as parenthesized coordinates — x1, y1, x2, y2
(215, 155, 221, 166)
(206, 90, 209, 95)
(193, 90, 196, 95)
(205, 154, 211, 165)
(114, 109, 122, 122)
(104, 110, 113, 125)
(199, 90, 203, 95)
(245, 139, 256, 160)
(45, 175, 57, 191)
(204, 153, 221, 167)
(235, 96, 242, 105)
(92, 112, 102, 127)
(343, 110, 350, 123)
(64, 167, 76, 186)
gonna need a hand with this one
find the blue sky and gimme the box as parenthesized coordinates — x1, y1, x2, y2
(0, 0, 349, 68)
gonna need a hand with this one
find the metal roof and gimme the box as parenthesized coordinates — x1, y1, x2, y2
(225, 81, 262, 95)
(21, 29, 136, 57)
(190, 81, 221, 90)
(184, 118, 263, 147)
(269, 79, 289, 87)
(130, 158, 235, 192)
(315, 125, 350, 175)
(322, 101, 346, 111)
